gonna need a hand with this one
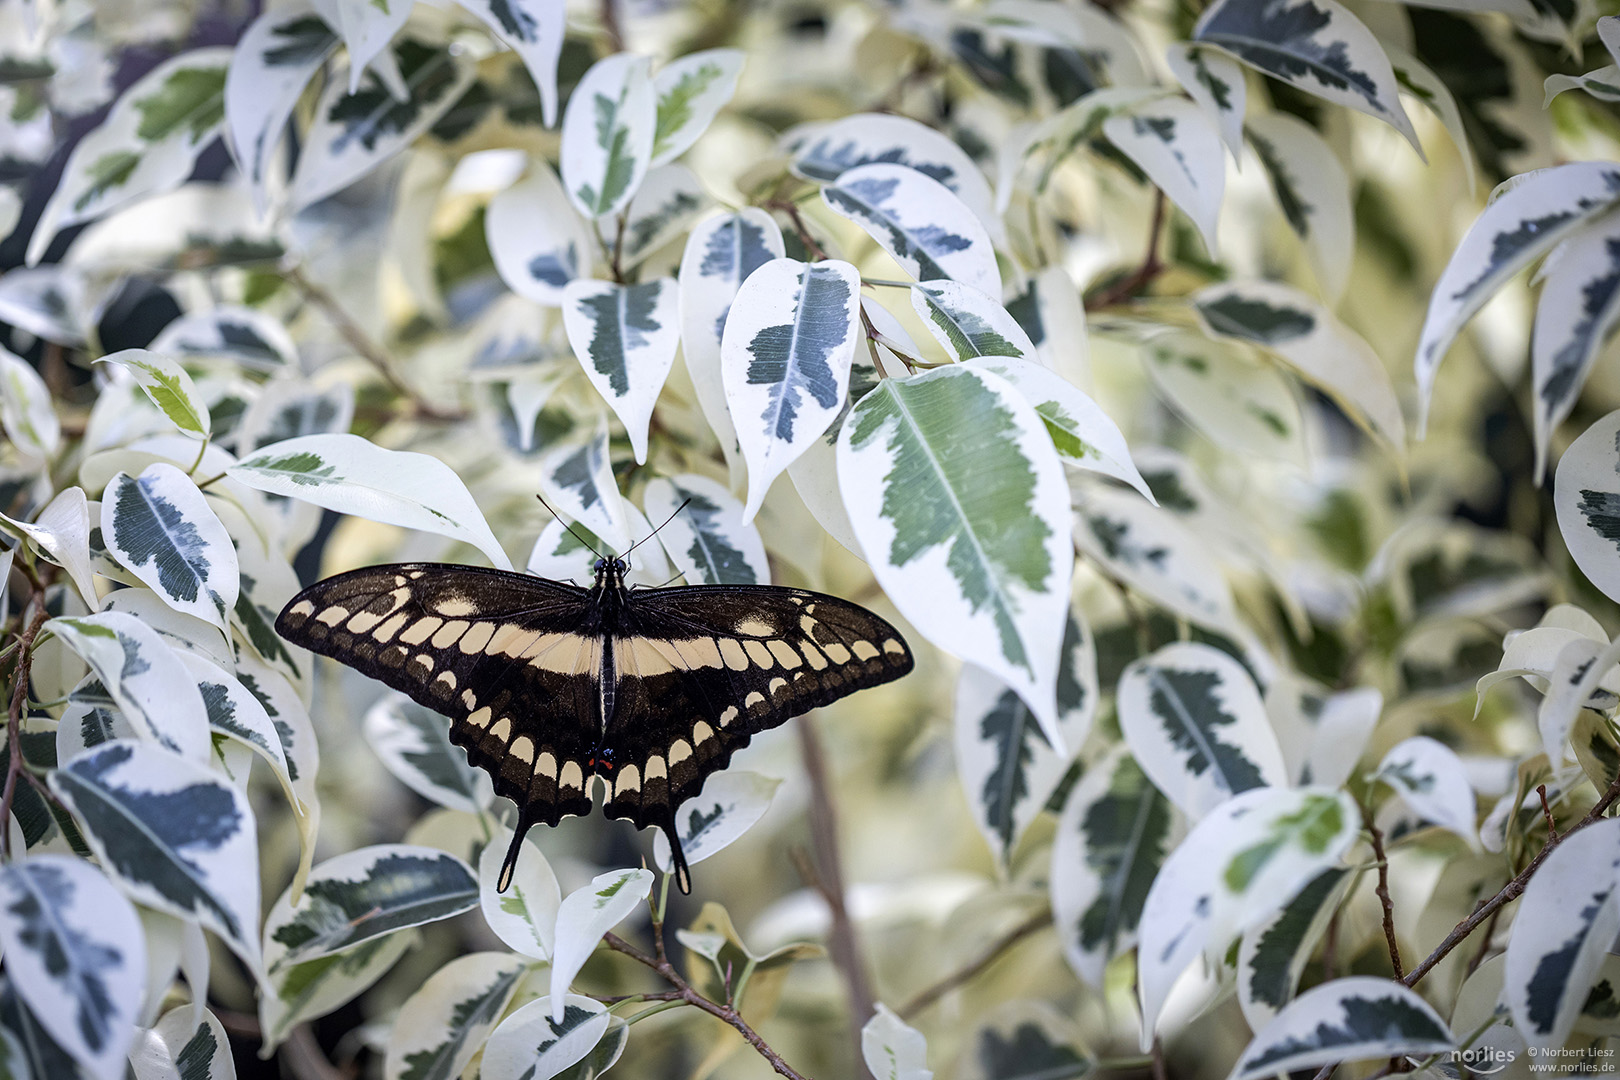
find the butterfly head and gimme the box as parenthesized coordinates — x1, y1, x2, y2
(592, 555, 628, 590)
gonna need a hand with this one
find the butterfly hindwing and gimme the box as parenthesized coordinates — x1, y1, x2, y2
(274, 563, 603, 835)
(597, 585, 914, 883)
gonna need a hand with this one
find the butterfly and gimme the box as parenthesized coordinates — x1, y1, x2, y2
(276, 555, 913, 893)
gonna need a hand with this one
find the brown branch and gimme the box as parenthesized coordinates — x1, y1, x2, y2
(897, 905, 1051, 1019)
(1537, 784, 1559, 841)
(1, 596, 49, 857)
(795, 715, 876, 1080)
(1363, 806, 1403, 979)
(1151, 1037, 1169, 1080)
(598, 0, 624, 53)
(283, 1024, 352, 1080)
(1308, 770, 1620, 1080)
(602, 932, 813, 1080)
(764, 201, 828, 261)
(283, 264, 465, 423)
(1083, 189, 1167, 312)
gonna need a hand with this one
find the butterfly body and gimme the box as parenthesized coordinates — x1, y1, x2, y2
(276, 556, 913, 892)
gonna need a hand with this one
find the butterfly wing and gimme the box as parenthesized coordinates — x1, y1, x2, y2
(275, 563, 603, 887)
(601, 584, 913, 889)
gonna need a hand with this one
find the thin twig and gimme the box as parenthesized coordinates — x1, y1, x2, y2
(602, 932, 813, 1080)
(1363, 807, 1403, 979)
(765, 201, 828, 261)
(1083, 189, 1167, 312)
(898, 905, 1051, 1019)
(795, 715, 876, 1080)
(283, 264, 465, 423)
(1150, 1037, 1169, 1080)
(1465, 904, 1503, 977)
(1537, 784, 1559, 841)
(283, 1024, 350, 1080)
(599, 0, 624, 52)
(2, 596, 49, 857)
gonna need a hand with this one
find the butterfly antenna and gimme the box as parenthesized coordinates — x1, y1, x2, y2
(536, 494, 605, 560)
(624, 498, 691, 559)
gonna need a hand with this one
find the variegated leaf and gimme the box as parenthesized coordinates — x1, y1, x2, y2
(486, 159, 593, 306)
(383, 952, 530, 1080)
(956, 607, 1096, 863)
(235, 380, 354, 457)
(1119, 641, 1286, 819)
(965, 355, 1153, 499)
(0, 487, 98, 611)
(149, 306, 299, 373)
(548, 870, 654, 1018)
(1139, 787, 1358, 1048)
(650, 49, 744, 166)
(483, 996, 610, 1080)
(911, 281, 1036, 362)
(1532, 209, 1620, 481)
(0, 856, 144, 1080)
(0, 344, 60, 457)
(1007, 267, 1090, 386)
(560, 53, 655, 220)
(228, 433, 513, 570)
(1193, 0, 1418, 148)
(311, 0, 411, 93)
(823, 163, 1000, 296)
(786, 328, 882, 557)
(456, 0, 566, 126)
(641, 473, 768, 585)
(1229, 978, 1452, 1080)
(721, 258, 860, 523)
(365, 691, 494, 814)
(46, 613, 211, 762)
(103, 465, 238, 630)
(1052, 746, 1174, 987)
(264, 845, 478, 973)
(0, 267, 88, 347)
(862, 1005, 931, 1080)
(179, 652, 298, 811)
(1385, 45, 1475, 195)
(1415, 162, 1620, 434)
(619, 164, 706, 269)
(1144, 330, 1305, 463)
(653, 770, 782, 873)
(1168, 43, 1247, 157)
(259, 931, 417, 1051)
(1103, 96, 1225, 254)
(94, 350, 210, 441)
(128, 1007, 234, 1080)
(290, 39, 474, 211)
(677, 210, 786, 481)
(1197, 280, 1404, 452)
(789, 112, 999, 240)
(28, 49, 232, 264)
(223, 3, 337, 212)
(1269, 680, 1381, 788)
(479, 825, 562, 961)
(1545, 65, 1620, 107)
(0, 977, 83, 1080)
(49, 740, 261, 970)
(561, 278, 679, 464)
(1245, 111, 1353, 301)
(977, 0, 1152, 88)
(1375, 736, 1478, 846)
(838, 365, 1073, 743)
(1072, 486, 1238, 635)
(1236, 867, 1350, 1027)
(536, 420, 630, 552)
(1554, 408, 1620, 604)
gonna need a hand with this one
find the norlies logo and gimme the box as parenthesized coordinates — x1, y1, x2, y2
(1450, 1046, 1514, 1075)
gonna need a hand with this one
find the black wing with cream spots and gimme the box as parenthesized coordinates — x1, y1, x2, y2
(276, 563, 915, 894)
(274, 564, 606, 842)
(598, 585, 913, 886)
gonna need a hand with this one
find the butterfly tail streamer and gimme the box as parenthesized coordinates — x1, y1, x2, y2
(498, 813, 533, 893)
(665, 823, 693, 895)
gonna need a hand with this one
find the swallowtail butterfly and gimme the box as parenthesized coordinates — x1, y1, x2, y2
(277, 557, 913, 892)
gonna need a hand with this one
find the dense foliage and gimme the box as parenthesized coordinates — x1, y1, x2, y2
(3, 0, 1620, 1077)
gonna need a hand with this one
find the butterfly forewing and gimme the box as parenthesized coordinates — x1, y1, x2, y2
(597, 585, 912, 849)
(275, 564, 602, 830)
(277, 562, 915, 892)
